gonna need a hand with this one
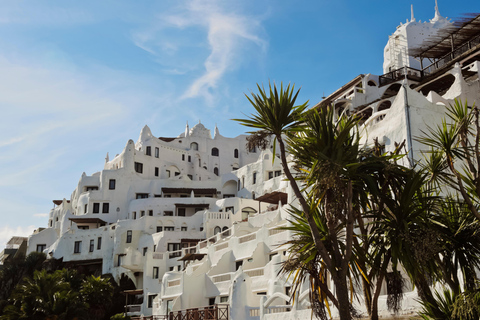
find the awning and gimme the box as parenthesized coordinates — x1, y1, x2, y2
(178, 253, 206, 261)
(69, 218, 107, 224)
(256, 191, 287, 204)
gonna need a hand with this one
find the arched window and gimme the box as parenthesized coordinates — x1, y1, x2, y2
(190, 142, 198, 151)
(211, 148, 219, 156)
(214, 226, 221, 235)
(214, 167, 219, 176)
(234, 149, 238, 158)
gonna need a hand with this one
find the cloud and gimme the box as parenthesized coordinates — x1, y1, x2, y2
(0, 225, 36, 251)
(132, 0, 267, 104)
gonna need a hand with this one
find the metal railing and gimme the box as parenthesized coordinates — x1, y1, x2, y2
(379, 66, 422, 87)
(169, 304, 229, 320)
(379, 33, 480, 87)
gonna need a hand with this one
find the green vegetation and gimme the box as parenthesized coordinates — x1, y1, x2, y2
(0, 253, 124, 320)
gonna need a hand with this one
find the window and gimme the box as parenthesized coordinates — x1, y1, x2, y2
(132, 212, 136, 219)
(148, 294, 157, 308)
(168, 243, 181, 258)
(109, 179, 116, 190)
(234, 149, 238, 158)
(166, 170, 170, 177)
(97, 237, 102, 250)
(148, 210, 153, 216)
(74, 241, 82, 253)
(274, 170, 281, 177)
(225, 206, 234, 213)
(102, 203, 109, 213)
(177, 208, 186, 216)
(84, 204, 88, 214)
(182, 154, 185, 161)
(126, 230, 132, 243)
(155, 147, 159, 158)
(211, 148, 219, 156)
(188, 155, 191, 162)
(136, 193, 149, 199)
(146, 146, 151, 156)
(78, 226, 89, 230)
(164, 211, 173, 216)
(134, 162, 143, 173)
(165, 226, 175, 231)
(220, 296, 229, 303)
(214, 226, 221, 235)
(155, 167, 159, 177)
(181, 226, 187, 231)
(117, 255, 123, 266)
(36, 244, 46, 253)
(214, 167, 219, 176)
(253, 172, 257, 184)
(268, 171, 273, 180)
(143, 247, 148, 256)
(157, 226, 163, 232)
(86, 186, 98, 191)
(89, 240, 94, 252)
(93, 203, 100, 214)
(252, 192, 255, 200)
(249, 145, 256, 153)
(154, 194, 161, 198)
(190, 142, 198, 150)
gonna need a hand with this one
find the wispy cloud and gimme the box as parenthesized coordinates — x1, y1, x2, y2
(132, 0, 267, 105)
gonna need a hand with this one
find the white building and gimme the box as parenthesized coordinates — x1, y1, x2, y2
(24, 4, 480, 320)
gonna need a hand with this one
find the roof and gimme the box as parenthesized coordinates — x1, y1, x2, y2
(69, 218, 107, 224)
(123, 289, 144, 295)
(410, 13, 480, 58)
(162, 187, 217, 195)
(6, 237, 27, 246)
(256, 191, 288, 204)
(312, 75, 364, 109)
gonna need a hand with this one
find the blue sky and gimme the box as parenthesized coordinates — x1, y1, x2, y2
(0, 0, 478, 247)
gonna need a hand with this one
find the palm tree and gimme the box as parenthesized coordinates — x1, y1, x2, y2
(81, 275, 114, 320)
(2, 269, 87, 320)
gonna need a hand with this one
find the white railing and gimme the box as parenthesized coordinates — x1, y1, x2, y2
(206, 212, 230, 220)
(249, 308, 260, 317)
(266, 305, 291, 314)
